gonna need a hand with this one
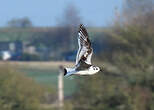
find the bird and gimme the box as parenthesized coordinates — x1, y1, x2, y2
(62, 24, 101, 77)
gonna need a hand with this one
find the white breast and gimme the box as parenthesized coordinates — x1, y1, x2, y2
(76, 69, 98, 75)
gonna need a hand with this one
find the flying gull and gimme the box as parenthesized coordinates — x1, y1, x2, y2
(62, 24, 101, 76)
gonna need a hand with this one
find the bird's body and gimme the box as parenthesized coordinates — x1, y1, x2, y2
(65, 66, 99, 77)
(63, 24, 100, 77)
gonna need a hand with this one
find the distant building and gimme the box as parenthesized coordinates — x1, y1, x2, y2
(0, 41, 23, 60)
(23, 45, 37, 55)
(1, 51, 11, 60)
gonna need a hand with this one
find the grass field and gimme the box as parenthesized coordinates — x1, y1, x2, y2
(0, 61, 77, 96)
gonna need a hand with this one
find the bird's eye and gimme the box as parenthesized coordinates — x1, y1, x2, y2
(94, 67, 98, 70)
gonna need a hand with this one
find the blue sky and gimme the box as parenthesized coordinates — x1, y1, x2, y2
(0, 0, 123, 27)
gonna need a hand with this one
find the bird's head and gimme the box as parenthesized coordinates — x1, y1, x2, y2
(90, 66, 101, 73)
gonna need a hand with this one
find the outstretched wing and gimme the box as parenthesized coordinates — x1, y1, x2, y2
(75, 24, 93, 65)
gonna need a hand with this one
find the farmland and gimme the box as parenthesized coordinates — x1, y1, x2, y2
(0, 61, 77, 96)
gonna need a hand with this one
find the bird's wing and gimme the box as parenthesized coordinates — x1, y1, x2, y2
(75, 24, 93, 65)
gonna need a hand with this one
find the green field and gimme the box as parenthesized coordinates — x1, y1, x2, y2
(20, 67, 77, 96)
(0, 61, 77, 96)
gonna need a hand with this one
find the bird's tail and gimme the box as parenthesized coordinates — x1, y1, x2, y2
(59, 66, 75, 77)
(63, 68, 67, 76)
(59, 65, 67, 76)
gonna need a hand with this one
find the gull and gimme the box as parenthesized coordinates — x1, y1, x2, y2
(62, 24, 101, 76)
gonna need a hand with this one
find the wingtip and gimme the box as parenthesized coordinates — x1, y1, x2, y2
(78, 24, 83, 32)
(79, 24, 84, 28)
(78, 24, 86, 32)
(80, 24, 83, 27)
(78, 24, 89, 37)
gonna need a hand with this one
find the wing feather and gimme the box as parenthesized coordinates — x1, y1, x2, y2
(75, 24, 93, 65)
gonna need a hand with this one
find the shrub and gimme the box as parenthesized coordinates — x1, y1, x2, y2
(0, 65, 44, 110)
(20, 53, 41, 61)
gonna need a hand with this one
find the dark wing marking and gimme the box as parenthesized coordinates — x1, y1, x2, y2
(75, 24, 93, 66)
(75, 60, 92, 71)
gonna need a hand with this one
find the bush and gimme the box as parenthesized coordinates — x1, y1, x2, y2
(20, 53, 41, 61)
(0, 65, 44, 110)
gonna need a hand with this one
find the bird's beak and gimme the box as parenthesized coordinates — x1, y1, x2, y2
(100, 68, 103, 72)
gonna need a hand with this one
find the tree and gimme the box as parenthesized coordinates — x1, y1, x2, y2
(7, 17, 33, 28)
(57, 3, 81, 27)
(57, 3, 82, 50)
(68, 0, 154, 110)
(122, 0, 154, 26)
